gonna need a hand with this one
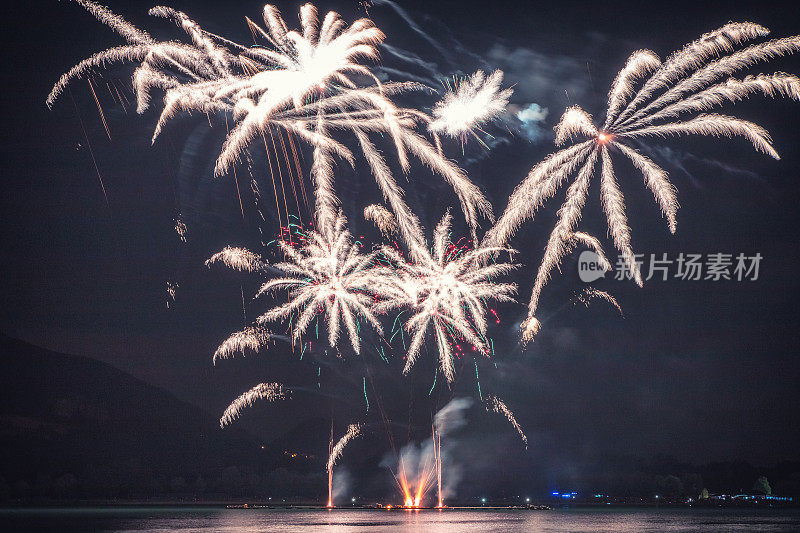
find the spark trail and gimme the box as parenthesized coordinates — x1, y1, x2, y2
(219, 382, 286, 428)
(485, 395, 527, 448)
(327, 423, 361, 507)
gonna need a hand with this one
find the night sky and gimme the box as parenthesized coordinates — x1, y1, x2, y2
(2, 0, 800, 494)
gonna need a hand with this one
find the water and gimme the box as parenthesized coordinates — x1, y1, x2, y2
(2, 507, 799, 532)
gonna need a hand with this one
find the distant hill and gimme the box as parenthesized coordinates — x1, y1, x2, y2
(0, 333, 323, 501)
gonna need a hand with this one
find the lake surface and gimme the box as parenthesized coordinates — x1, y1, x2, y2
(2, 507, 799, 532)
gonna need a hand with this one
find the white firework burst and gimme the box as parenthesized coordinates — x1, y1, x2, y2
(48, 1, 492, 244)
(376, 211, 517, 383)
(429, 69, 514, 140)
(256, 213, 389, 354)
(485, 22, 800, 340)
(206, 246, 268, 272)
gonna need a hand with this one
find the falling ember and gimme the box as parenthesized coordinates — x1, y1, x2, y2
(212, 327, 272, 364)
(165, 280, 178, 309)
(485, 395, 528, 448)
(174, 217, 187, 242)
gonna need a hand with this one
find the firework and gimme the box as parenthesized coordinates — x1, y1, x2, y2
(165, 280, 178, 309)
(573, 287, 623, 316)
(213, 327, 273, 365)
(257, 214, 388, 354)
(429, 70, 513, 141)
(396, 440, 438, 508)
(219, 382, 286, 427)
(485, 23, 800, 340)
(49, 2, 800, 505)
(485, 395, 527, 448)
(327, 423, 361, 506)
(205, 246, 268, 272)
(48, 1, 492, 241)
(174, 217, 187, 242)
(364, 204, 398, 236)
(376, 211, 517, 383)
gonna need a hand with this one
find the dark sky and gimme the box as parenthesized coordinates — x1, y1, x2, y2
(2, 0, 800, 483)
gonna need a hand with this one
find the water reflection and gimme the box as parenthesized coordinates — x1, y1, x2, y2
(2, 507, 800, 532)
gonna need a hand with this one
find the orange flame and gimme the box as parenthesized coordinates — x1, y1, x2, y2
(396, 426, 443, 508)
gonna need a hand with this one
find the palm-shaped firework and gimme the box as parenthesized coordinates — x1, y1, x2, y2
(377, 212, 517, 383)
(484, 22, 800, 340)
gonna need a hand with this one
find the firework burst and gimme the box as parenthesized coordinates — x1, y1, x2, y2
(429, 70, 514, 143)
(48, 1, 492, 241)
(485, 23, 800, 340)
(376, 211, 517, 383)
(256, 214, 388, 354)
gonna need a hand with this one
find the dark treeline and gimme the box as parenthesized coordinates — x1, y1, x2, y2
(1, 457, 798, 503)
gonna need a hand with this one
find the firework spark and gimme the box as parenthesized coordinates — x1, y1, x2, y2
(573, 287, 623, 316)
(206, 246, 268, 272)
(429, 70, 513, 141)
(213, 326, 273, 365)
(376, 211, 517, 383)
(485, 395, 527, 448)
(485, 23, 800, 340)
(364, 204, 398, 237)
(165, 280, 178, 308)
(219, 382, 286, 427)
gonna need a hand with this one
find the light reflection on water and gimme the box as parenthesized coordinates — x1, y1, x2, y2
(2, 507, 800, 532)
